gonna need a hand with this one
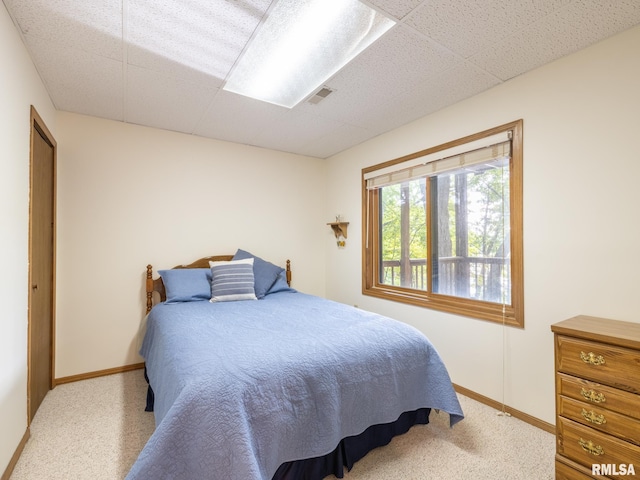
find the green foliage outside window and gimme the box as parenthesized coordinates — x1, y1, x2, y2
(378, 160, 510, 303)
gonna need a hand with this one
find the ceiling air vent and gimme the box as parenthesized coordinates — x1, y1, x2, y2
(308, 86, 334, 105)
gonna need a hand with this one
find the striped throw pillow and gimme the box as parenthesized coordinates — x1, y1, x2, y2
(209, 258, 257, 302)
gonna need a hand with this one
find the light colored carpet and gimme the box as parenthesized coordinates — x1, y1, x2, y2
(10, 370, 555, 479)
(10, 370, 154, 479)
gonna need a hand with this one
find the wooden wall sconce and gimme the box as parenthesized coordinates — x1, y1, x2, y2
(327, 221, 349, 248)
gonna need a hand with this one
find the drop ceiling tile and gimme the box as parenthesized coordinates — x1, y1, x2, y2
(126, 0, 270, 84)
(325, 60, 501, 142)
(193, 90, 290, 146)
(406, 0, 572, 58)
(4, 0, 122, 60)
(365, 0, 424, 20)
(126, 65, 218, 134)
(470, 0, 640, 81)
(24, 34, 123, 120)
(251, 111, 341, 155)
(125, 44, 225, 87)
(315, 25, 462, 125)
(384, 61, 503, 125)
(351, 24, 461, 86)
(298, 123, 374, 158)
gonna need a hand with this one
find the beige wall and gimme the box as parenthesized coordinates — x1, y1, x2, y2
(0, 2, 57, 474)
(54, 113, 327, 378)
(324, 25, 640, 425)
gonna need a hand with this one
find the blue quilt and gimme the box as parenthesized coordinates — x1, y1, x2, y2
(127, 292, 463, 480)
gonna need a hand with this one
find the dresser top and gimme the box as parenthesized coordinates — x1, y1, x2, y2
(551, 315, 640, 350)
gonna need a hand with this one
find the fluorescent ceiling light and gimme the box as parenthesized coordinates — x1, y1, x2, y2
(223, 0, 395, 108)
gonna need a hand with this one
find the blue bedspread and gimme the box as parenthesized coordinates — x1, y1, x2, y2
(127, 292, 463, 480)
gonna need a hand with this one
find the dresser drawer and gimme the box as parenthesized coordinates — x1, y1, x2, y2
(556, 336, 640, 393)
(558, 395, 640, 446)
(558, 373, 640, 420)
(556, 457, 607, 479)
(557, 417, 640, 479)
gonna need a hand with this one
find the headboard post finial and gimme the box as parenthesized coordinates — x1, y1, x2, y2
(286, 259, 292, 286)
(146, 265, 154, 314)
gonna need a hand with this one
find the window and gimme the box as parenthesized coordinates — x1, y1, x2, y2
(362, 120, 523, 327)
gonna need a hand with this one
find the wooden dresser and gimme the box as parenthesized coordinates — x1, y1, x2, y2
(551, 316, 640, 479)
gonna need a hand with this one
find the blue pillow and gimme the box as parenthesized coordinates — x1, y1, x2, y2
(159, 268, 211, 303)
(266, 270, 296, 295)
(209, 258, 257, 302)
(233, 249, 284, 299)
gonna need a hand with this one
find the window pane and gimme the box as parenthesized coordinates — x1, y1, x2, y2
(431, 159, 510, 303)
(379, 179, 427, 290)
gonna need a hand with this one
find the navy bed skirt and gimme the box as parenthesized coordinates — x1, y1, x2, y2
(272, 408, 431, 480)
(144, 369, 430, 480)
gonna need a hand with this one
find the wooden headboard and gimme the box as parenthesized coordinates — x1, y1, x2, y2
(146, 255, 292, 313)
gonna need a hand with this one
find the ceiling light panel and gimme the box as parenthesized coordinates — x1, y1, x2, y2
(223, 0, 396, 108)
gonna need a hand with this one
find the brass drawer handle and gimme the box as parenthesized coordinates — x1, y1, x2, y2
(581, 408, 607, 425)
(580, 388, 606, 404)
(580, 351, 606, 366)
(579, 438, 604, 456)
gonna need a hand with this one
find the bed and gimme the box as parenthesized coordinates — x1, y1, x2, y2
(127, 250, 463, 480)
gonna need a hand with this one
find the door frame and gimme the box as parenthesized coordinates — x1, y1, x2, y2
(27, 105, 57, 425)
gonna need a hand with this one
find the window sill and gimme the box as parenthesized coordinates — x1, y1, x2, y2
(362, 284, 523, 328)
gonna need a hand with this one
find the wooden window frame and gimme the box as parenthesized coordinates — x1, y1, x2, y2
(362, 120, 524, 327)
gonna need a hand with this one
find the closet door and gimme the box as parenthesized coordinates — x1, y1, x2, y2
(28, 108, 56, 423)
